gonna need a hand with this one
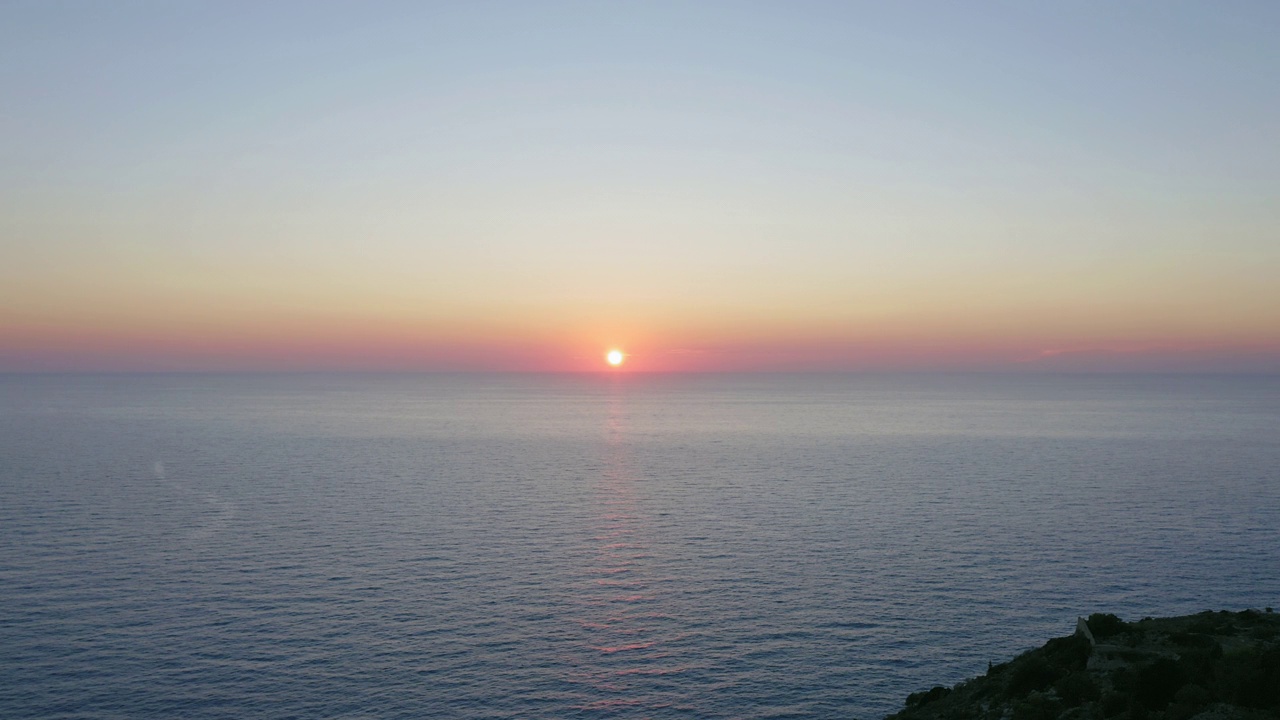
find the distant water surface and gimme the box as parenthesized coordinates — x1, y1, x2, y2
(2, 373, 1278, 719)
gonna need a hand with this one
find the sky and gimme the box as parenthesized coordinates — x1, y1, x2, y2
(2, 1, 1277, 372)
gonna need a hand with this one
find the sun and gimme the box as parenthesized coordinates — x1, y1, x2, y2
(606, 349, 625, 367)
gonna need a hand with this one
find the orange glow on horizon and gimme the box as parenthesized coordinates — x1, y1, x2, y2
(1, 316, 1277, 373)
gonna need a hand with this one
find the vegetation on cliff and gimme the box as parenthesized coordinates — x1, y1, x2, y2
(887, 610, 1280, 720)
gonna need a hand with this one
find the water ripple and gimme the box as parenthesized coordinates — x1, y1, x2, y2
(1, 373, 1278, 718)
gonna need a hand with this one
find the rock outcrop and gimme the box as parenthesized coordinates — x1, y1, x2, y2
(886, 609, 1280, 720)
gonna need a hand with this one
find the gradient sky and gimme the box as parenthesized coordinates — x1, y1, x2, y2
(3, 1, 1277, 372)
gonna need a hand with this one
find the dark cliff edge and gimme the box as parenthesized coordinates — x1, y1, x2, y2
(886, 610, 1280, 720)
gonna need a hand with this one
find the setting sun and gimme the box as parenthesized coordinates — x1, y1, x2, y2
(606, 349, 624, 367)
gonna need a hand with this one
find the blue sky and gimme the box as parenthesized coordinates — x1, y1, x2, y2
(2, 1, 1277, 371)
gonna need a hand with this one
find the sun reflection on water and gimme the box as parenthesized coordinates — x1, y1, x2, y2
(563, 380, 690, 712)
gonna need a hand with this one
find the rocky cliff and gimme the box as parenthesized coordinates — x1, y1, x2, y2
(886, 610, 1280, 720)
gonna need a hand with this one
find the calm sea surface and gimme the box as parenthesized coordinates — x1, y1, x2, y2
(2, 373, 1278, 719)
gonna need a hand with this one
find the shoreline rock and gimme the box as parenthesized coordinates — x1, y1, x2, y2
(886, 609, 1280, 720)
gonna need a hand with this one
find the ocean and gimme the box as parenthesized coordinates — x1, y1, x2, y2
(2, 372, 1278, 719)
